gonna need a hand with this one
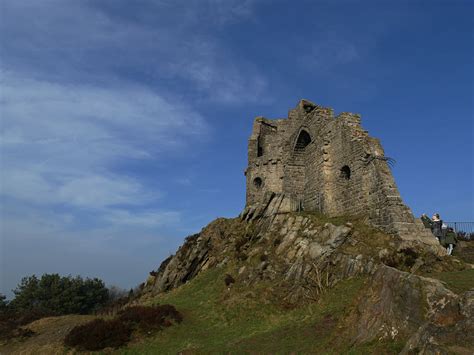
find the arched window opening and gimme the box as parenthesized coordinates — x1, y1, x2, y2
(340, 165, 351, 180)
(257, 136, 264, 157)
(253, 177, 263, 189)
(294, 130, 312, 152)
(257, 143, 263, 157)
(303, 103, 315, 113)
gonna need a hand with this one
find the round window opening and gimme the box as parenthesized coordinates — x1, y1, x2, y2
(340, 165, 351, 180)
(253, 177, 263, 189)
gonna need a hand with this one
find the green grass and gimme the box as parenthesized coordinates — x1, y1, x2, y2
(427, 269, 474, 294)
(118, 267, 403, 354)
(346, 339, 406, 355)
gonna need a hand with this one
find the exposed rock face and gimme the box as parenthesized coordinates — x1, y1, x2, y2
(148, 219, 236, 293)
(244, 100, 434, 241)
(401, 289, 474, 354)
(149, 214, 375, 295)
(241, 191, 442, 252)
(144, 212, 472, 352)
(151, 233, 211, 292)
(348, 265, 473, 353)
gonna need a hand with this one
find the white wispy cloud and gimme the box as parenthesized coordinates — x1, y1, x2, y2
(205, 0, 258, 25)
(103, 210, 181, 227)
(1, 0, 268, 105)
(301, 37, 361, 73)
(0, 71, 206, 215)
(168, 38, 268, 104)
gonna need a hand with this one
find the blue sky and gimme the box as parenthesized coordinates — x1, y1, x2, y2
(1, 0, 473, 297)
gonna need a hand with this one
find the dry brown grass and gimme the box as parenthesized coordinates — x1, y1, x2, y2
(0, 314, 95, 354)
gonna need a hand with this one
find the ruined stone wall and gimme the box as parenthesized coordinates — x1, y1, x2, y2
(244, 99, 430, 239)
(245, 117, 285, 207)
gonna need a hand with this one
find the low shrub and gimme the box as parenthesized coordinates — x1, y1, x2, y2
(96, 296, 129, 316)
(64, 318, 132, 351)
(398, 247, 418, 268)
(380, 248, 420, 270)
(65, 304, 183, 350)
(0, 307, 51, 341)
(224, 274, 235, 286)
(14, 308, 54, 325)
(0, 319, 35, 340)
(118, 305, 183, 332)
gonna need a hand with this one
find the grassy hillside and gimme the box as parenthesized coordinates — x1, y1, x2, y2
(427, 269, 474, 294)
(2, 211, 472, 354)
(3, 266, 472, 353)
(121, 267, 405, 354)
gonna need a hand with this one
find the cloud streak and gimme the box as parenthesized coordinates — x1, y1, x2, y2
(1, 0, 267, 104)
(1, 72, 207, 213)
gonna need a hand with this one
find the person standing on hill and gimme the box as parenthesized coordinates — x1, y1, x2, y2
(444, 227, 458, 255)
(431, 214, 443, 243)
(420, 213, 432, 228)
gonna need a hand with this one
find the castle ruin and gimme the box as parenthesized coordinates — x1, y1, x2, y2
(242, 99, 431, 241)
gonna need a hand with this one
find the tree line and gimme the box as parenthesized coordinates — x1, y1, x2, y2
(1, 274, 110, 315)
(0, 273, 138, 341)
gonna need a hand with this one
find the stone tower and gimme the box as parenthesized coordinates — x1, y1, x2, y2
(242, 99, 432, 241)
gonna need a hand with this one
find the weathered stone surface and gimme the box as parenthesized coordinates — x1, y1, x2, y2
(350, 266, 449, 342)
(401, 289, 474, 354)
(150, 218, 242, 293)
(344, 265, 474, 353)
(244, 99, 439, 246)
(148, 212, 464, 296)
(153, 233, 211, 293)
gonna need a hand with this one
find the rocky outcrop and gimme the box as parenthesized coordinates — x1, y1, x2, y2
(147, 211, 463, 298)
(147, 214, 373, 297)
(242, 192, 444, 254)
(151, 233, 211, 292)
(401, 289, 474, 354)
(143, 211, 472, 352)
(148, 218, 244, 293)
(339, 264, 474, 353)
